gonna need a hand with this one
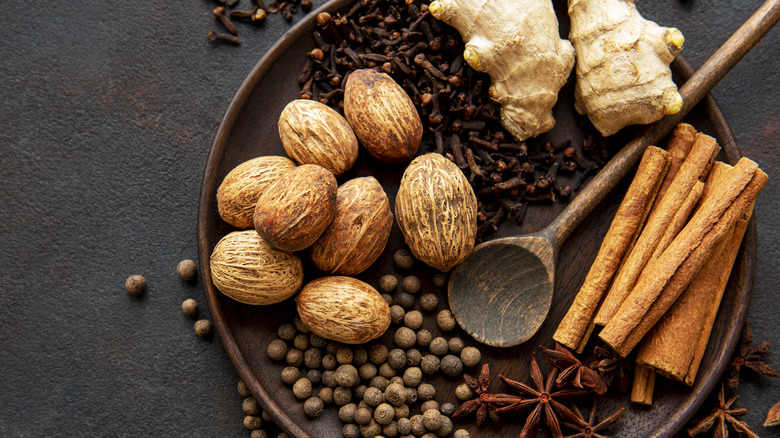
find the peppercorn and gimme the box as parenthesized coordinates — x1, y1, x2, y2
(394, 403, 410, 419)
(384, 382, 407, 406)
(243, 397, 260, 415)
(304, 396, 324, 417)
(340, 403, 358, 423)
(410, 415, 426, 436)
(420, 355, 440, 375)
(355, 407, 373, 425)
(397, 418, 412, 435)
(292, 378, 312, 399)
(277, 323, 296, 341)
(402, 276, 421, 294)
(285, 348, 304, 367)
(395, 292, 416, 309)
(416, 329, 433, 348)
(405, 349, 422, 366)
(400, 366, 422, 387)
(369, 376, 390, 392)
(379, 362, 397, 379)
(440, 403, 456, 417)
(454, 429, 470, 438)
(390, 305, 406, 324)
(383, 421, 399, 438)
(181, 298, 198, 317)
(354, 384, 368, 401)
(381, 293, 394, 306)
(404, 310, 424, 330)
(421, 400, 439, 414)
(322, 353, 338, 370)
(419, 293, 438, 312)
(447, 338, 465, 355)
(306, 369, 322, 386)
(309, 332, 327, 349)
(267, 339, 288, 361)
(440, 355, 463, 377)
(322, 370, 336, 388)
(417, 383, 436, 401)
(460, 346, 481, 368)
(387, 349, 406, 370)
(343, 424, 360, 438)
(293, 334, 309, 351)
(394, 327, 417, 349)
(433, 273, 447, 288)
(455, 382, 474, 401)
(353, 347, 368, 366)
(393, 249, 414, 269)
(237, 380, 251, 398)
(360, 419, 382, 438)
(177, 259, 197, 281)
(251, 430, 268, 438)
(436, 416, 453, 437)
(422, 409, 442, 430)
(369, 345, 389, 365)
(318, 386, 334, 405)
(333, 386, 352, 406)
(125, 274, 146, 296)
(336, 347, 354, 364)
(243, 415, 261, 430)
(293, 316, 310, 333)
(336, 364, 359, 387)
(379, 274, 399, 293)
(194, 319, 212, 337)
(436, 310, 457, 331)
(374, 403, 395, 425)
(429, 337, 448, 357)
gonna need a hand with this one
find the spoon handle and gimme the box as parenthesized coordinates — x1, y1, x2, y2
(545, 0, 780, 248)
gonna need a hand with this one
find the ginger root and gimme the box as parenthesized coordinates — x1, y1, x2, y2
(568, 0, 684, 136)
(430, 0, 575, 141)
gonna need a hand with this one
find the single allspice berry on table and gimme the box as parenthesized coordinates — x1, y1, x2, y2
(243, 415, 261, 430)
(194, 319, 212, 337)
(125, 274, 146, 296)
(181, 298, 198, 317)
(176, 259, 197, 281)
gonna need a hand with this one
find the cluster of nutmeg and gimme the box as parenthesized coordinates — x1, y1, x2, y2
(210, 68, 479, 345)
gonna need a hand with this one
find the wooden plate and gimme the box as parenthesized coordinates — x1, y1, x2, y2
(198, 1, 756, 436)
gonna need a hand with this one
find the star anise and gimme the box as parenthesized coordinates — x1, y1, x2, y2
(452, 363, 524, 426)
(589, 345, 633, 392)
(541, 343, 607, 394)
(561, 402, 626, 438)
(687, 384, 759, 438)
(496, 353, 587, 438)
(725, 321, 779, 394)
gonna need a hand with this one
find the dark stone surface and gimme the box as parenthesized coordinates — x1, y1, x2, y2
(0, 0, 776, 437)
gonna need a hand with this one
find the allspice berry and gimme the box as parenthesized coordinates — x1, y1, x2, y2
(125, 274, 146, 296)
(384, 382, 407, 406)
(448, 337, 465, 355)
(318, 386, 333, 405)
(374, 403, 395, 425)
(267, 339, 288, 361)
(429, 337, 448, 357)
(440, 355, 463, 377)
(454, 430, 471, 438)
(194, 320, 212, 337)
(237, 380, 252, 397)
(420, 355, 440, 375)
(343, 424, 360, 438)
(455, 382, 474, 401)
(423, 409, 443, 430)
(364, 386, 384, 407)
(390, 305, 406, 324)
(293, 378, 313, 399)
(402, 367, 423, 387)
(181, 298, 198, 317)
(177, 259, 197, 281)
(440, 403, 456, 417)
(417, 383, 436, 401)
(461, 346, 481, 368)
(250, 430, 268, 438)
(355, 407, 373, 425)
(436, 309, 457, 331)
(277, 323, 296, 341)
(433, 273, 447, 288)
(281, 366, 301, 385)
(387, 349, 406, 370)
(243, 415, 262, 430)
(304, 396, 324, 418)
(379, 274, 399, 293)
(339, 403, 358, 423)
(335, 364, 359, 387)
(243, 397, 260, 415)
(402, 275, 421, 294)
(333, 386, 352, 406)
(421, 400, 439, 414)
(404, 310, 423, 330)
(369, 344, 389, 365)
(419, 293, 438, 312)
(416, 329, 433, 348)
(393, 249, 415, 269)
(394, 327, 417, 349)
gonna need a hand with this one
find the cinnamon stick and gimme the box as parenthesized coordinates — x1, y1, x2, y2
(647, 181, 704, 263)
(553, 146, 670, 351)
(600, 158, 765, 357)
(654, 123, 697, 207)
(594, 133, 720, 326)
(631, 365, 656, 405)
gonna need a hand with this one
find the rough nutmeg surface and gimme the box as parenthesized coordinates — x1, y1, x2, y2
(217, 156, 296, 229)
(210, 230, 303, 305)
(296, 276, 391, 344)
(278, 99, 359, 176)
(254, 164, 337, 252)
(309, 177, 393, 276)
(344, 69, 422, 163)
(395, 153, 477, 271)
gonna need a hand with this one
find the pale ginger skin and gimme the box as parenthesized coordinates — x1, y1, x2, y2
(569, 0, 684, 136)
(430, 0, 575, 141)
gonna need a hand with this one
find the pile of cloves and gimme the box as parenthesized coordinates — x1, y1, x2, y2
(299, 0, 612, 240)
(207, 0, 314, 45)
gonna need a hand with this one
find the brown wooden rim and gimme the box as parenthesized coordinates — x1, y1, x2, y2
(196, 3, 756, 436)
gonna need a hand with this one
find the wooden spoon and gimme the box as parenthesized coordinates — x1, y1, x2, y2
(448, 0, 780, 347)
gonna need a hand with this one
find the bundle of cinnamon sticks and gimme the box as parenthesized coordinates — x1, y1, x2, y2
(553, 123, 767, 404)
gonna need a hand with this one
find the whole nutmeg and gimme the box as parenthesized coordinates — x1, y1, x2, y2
(254, 164, 337, 252)
(217, 156, 296, 229)
(278, 99, 359, 176)
(210, 230, 303, 305)
(344, 69, 422, 163)
(395, 153, 477, 271)
(309, 177, 393, 275)
(296, 276, 391, 344)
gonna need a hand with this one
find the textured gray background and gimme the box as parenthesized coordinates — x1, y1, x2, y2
(0, 0, 777, 436)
